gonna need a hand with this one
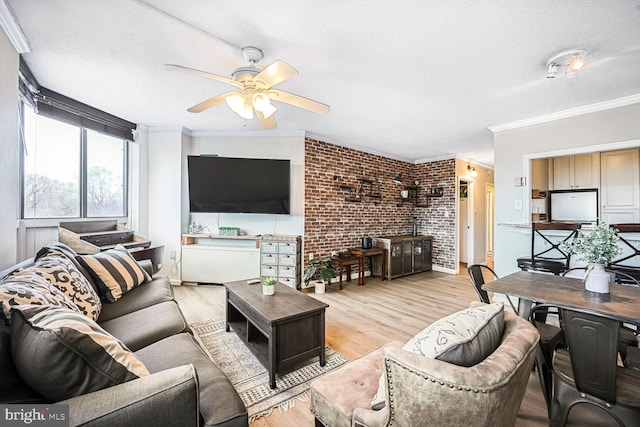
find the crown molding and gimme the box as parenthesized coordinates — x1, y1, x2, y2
(305, 131, 413, 163)
(190, 129, 305, 138)
(0, 0, 29, 53)
(488, 94, 640, 133)
(453, 155, 494, 170)
(414, 154, 457, 164)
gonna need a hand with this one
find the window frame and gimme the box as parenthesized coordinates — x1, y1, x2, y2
(20, 102, 130, 220)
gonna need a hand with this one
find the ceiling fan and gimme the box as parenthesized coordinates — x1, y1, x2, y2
(164, 46, 330, 129)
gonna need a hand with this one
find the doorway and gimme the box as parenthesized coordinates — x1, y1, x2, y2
(486, 183, 495, 264)
(458, 178, 474, 266)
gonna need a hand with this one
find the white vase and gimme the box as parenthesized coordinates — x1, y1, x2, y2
(262, 284, 275, 295)
(315, 280, 326, 294)
(584, 263, 610, 294)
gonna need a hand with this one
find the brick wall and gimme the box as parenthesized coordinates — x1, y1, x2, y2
(304, 138, 457, 272)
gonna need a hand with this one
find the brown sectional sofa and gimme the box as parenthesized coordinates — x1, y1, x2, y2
(0, 243, 247, 427)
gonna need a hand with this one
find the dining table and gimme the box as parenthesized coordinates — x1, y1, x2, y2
(482, 271, 640, 325)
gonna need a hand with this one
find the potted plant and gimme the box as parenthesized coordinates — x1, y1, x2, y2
(303, 256, 337, 294)
(561, 219, 622, 293)
(262, 277, 277, 295)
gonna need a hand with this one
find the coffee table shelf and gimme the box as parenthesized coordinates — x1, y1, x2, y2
(224, 279, 329, 388)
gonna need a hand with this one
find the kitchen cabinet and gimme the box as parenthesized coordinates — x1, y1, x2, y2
(373, 235, 433, 280)
(552, 153, 600, 190)
(600, 148, 640, 223)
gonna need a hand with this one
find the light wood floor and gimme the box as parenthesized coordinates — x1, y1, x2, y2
(173, 268, 616, 426)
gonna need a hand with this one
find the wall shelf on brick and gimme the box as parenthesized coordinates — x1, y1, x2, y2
(337, 175, 382, 205)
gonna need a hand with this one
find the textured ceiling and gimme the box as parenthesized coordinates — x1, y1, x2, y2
(5, 0, 640, 165)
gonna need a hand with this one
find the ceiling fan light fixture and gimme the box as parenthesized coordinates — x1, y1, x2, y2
(226, 94, 253, 120)
(252, 93, 277, 118)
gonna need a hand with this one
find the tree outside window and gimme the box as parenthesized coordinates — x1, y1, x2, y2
(22, 107, 127, 219)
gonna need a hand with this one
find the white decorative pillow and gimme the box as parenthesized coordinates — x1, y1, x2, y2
(0, 269, 80, 325)
(403, 302, 504, 365)
(34, 248, 102, 320)
(371, 302, 504, 410)
(10, 305, 149, 401)
(76, 245, 151, 303)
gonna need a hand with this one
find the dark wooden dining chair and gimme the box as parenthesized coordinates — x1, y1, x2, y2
(517, 222, 581, 275)
(532, 304, 640, 426)
(131, 245, 165, 275)
(468, 264, 564, 416)
(608, 223, 640, 285)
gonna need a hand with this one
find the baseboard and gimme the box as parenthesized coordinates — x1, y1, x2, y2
(432, 265, 457, 275)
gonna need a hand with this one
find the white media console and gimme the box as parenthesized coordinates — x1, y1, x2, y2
(180, 234, 303, 287)
(181, 234, 261, 284)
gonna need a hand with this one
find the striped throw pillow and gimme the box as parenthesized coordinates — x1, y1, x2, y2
(10, 304, 149, 401)
(76, 245, 151, 303)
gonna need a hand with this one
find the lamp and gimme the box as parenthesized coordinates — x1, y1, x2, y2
(225, 94, 253, 120)
(546, 49, 588, 79)
(252, 93, 277, 118)
(393, 173, 403, 184)
(467, 165, 478, 178)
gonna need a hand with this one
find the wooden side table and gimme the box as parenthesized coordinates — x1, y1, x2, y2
(331, 256, 361, 290)
(348, 247, 387, 285)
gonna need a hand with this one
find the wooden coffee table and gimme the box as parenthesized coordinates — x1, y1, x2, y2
(224, 279, 329, 388)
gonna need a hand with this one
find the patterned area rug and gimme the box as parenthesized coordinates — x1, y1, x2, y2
(191, 319, 348, 420)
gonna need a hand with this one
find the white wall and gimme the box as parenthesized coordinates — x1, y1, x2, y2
(0, 30, 20, 270)
(144, 128, 186, 283)
(493, 103, 640, 277)
(143, 128, 305, 283)
(187, 132, 305, 237)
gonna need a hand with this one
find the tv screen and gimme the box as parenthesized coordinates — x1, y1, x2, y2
(188, 156, 291, 214)
(548, 189, 598, 223)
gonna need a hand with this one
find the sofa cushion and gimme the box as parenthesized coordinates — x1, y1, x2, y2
(310, 341, 403, 427)
(33, 247, 102, 320)
(77, 245, 151, 303)
(136, 333, 248, 427)
(0, 323, 44, 404)
(0, 269, 80, 325)
(10, 305, 149, 402)
(97, 277, 175, 323)
(100, 301, 188, 352)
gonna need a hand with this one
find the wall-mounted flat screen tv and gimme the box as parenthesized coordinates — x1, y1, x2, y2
(548, 189, 598, 223)
(188, 156, 291, 214)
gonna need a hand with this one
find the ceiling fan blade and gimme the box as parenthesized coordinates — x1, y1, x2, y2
(270, 90, 330, 115)
(255, 60, 298, 88)
(256, 111, 277, 129)
(163, 64, 244, 89)
(187, 92, 239, 113)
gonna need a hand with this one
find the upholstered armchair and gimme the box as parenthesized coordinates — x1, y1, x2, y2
(310, 308, 540, 427)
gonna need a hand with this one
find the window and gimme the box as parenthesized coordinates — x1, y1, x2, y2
(22, 106, 127, 219)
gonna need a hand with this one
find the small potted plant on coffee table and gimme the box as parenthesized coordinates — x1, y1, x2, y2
(304, 256, 337, 294)
(262, 277, 277, 295)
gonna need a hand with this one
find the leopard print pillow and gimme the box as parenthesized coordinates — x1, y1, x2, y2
(33, 249, 102, 321)
(0, 269, 80, 325)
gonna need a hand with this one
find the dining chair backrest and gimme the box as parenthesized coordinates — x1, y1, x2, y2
(560, 307, 620, 403)
(467, 264, 519, 314)
(608, 223, 640, 284)
(466, 264, 494, 304)
(531, 222, 581, 267)
(517, 222, 581, 275)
